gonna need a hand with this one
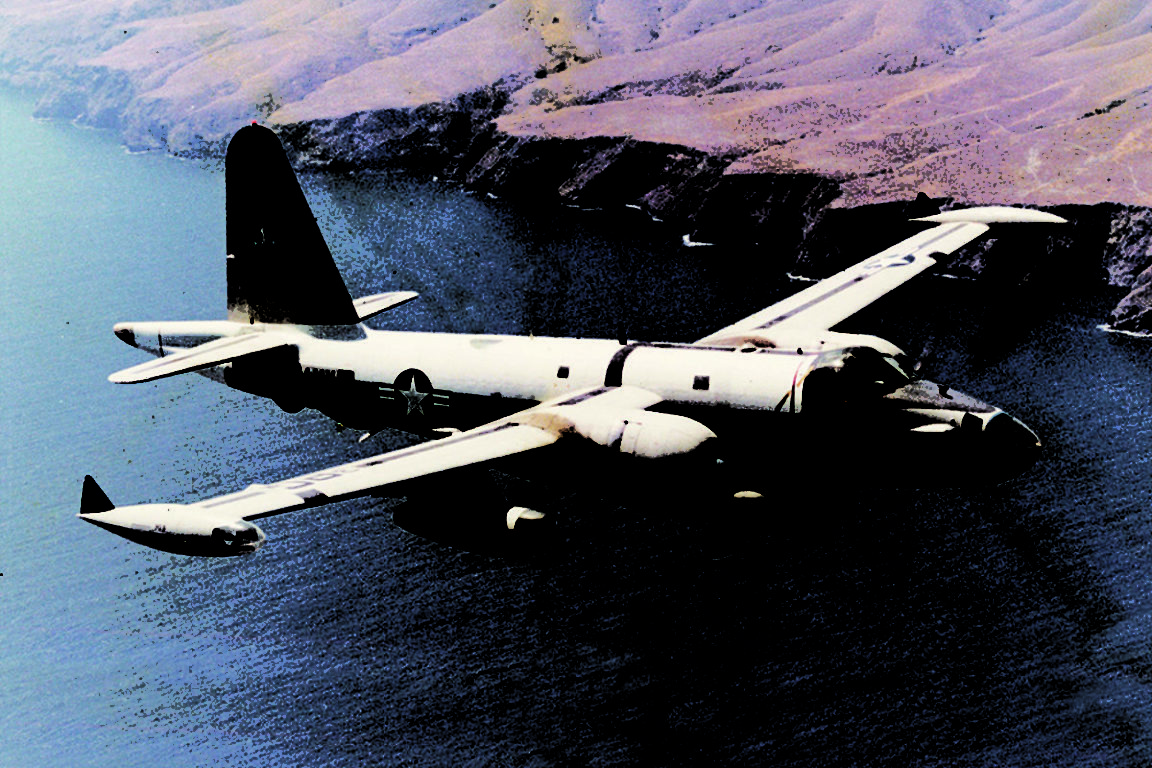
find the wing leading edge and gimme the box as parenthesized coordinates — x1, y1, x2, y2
(210, 383, 674, 520)
(207, 420, 562, 522)
(696, 206, 1066, 345)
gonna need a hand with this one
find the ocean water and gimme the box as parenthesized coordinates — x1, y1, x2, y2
(1, 87, 1151, 767)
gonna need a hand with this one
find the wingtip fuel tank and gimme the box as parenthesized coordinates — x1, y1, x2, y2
(78, 477, 265, 557)
(912, 206, 1068, 225)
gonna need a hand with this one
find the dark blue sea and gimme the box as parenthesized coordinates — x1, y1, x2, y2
(2, 87, 1150, 767)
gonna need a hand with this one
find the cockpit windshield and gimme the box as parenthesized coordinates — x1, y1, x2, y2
(845, 347, 914, 391)
(800, 346, 913, 413)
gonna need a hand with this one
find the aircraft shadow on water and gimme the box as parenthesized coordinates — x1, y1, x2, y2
(79, 124, 1063, 558)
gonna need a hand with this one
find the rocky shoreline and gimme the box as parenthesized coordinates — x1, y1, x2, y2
(274, 92, 1152, 335)
(11, 67, 1152, 333)
(4, 0, 1151, 333)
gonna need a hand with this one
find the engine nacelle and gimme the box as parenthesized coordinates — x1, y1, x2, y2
(78, 503, 266, 557)
(706, 329, 906, 357)
(565, 408, 717, 459)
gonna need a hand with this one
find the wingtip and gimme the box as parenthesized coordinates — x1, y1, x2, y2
(107, 368, 146, 384)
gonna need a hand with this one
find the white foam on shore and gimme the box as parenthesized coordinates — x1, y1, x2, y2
(1097, 324, 1152, 339)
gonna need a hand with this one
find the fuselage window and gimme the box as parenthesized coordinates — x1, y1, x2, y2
(693, 375, 710, 391)
(557, 366, 570, 379)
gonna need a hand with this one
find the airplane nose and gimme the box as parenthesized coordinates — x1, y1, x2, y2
(981, 411, 1042, 474)
(113, 324, 136, 346)
(985, 411, 1041, 449)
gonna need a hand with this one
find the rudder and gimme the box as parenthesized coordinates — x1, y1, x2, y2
(225, 124, 358, 325)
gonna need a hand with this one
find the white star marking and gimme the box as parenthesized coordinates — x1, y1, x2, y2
(401, 380, 429, 416)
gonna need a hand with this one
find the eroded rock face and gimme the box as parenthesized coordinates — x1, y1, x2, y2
(5, 0, 1152, 209)
(279, 104, 1152, 319)
(1101, 207, 1152, 333)
(1103, 208, 1152, 289)
(1111, 266, 1152, 334)
(4, 0, 1152, 326)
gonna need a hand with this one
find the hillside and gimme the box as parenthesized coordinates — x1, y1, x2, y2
(3, 0, 1152, 329)
(5, 0, 1151, 207)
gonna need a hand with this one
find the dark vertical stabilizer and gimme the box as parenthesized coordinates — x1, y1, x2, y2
(225, 124, 358, 325)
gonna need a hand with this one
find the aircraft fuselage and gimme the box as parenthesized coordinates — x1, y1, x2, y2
(119, 322, 1040, 483)
(297, 330, 805, 427)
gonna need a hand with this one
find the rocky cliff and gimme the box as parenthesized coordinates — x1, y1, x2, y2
(278, 95, 1152, 333)
(4, 0, 1152, 331)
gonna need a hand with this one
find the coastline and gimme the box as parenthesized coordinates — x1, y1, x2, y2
(5, 72, 1151, 333)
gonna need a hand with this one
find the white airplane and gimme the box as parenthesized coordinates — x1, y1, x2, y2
(79, 124, 1064, 557)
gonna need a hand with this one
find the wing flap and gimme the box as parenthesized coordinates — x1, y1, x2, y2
(109, 333, 292, 384)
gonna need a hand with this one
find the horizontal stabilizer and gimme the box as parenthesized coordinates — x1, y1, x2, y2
(109, 333, 292, 384)
(354, 291, 419, 322)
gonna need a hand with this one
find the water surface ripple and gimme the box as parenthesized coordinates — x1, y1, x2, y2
(1, 89, 1149, 767)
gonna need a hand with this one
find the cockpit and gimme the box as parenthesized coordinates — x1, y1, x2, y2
(799, 346, 916, 412)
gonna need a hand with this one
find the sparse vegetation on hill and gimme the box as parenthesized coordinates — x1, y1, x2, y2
(4, 0, 1152, 329)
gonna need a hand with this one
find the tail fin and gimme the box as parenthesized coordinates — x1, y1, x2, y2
(225, 124, 359, 325)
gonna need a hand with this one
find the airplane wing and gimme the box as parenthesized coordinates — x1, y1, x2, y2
(108, 332, 293, 383)
(209, 384, 667, 520)
(78, 385, 712, 554)
(695, 206, 1066, 345)
(204, 418, 563, 521)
